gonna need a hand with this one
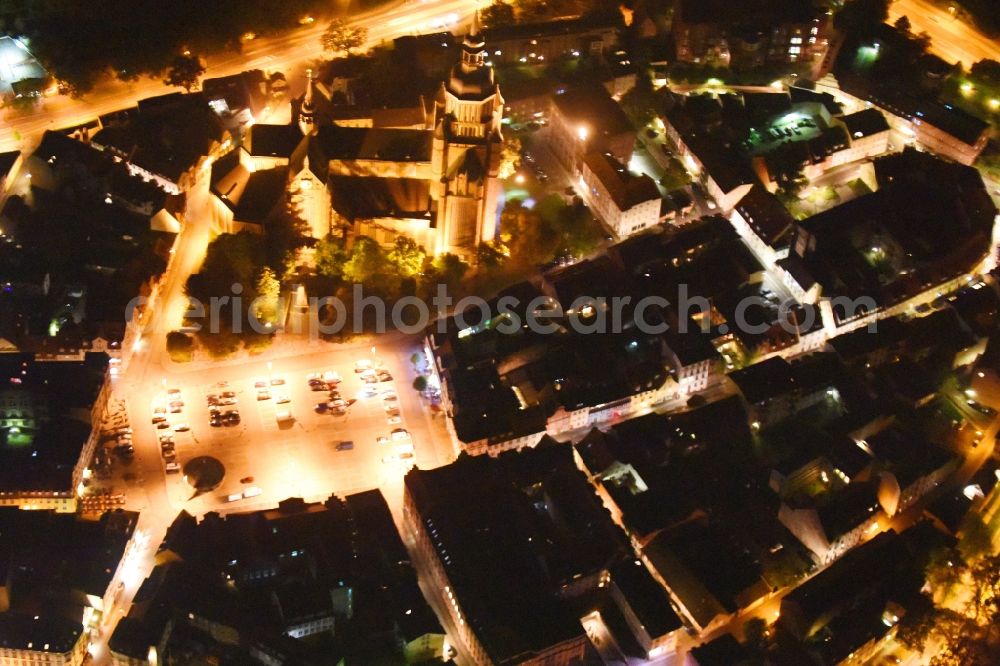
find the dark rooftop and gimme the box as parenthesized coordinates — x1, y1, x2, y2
(92, 94, 226, 182)
(583, 151, 661, 212)
(119, 491, 434, 664)
(0, 507, 137, 649)
(0, 353, 107, 493)
(734, 186, 795, 247)
(837, 72, 989, 147)
(328, 176, 432, 221)
(245, 123, 303, 158)
(0, 150, 20, 181)
(609, 559, 683, 639)
(404, 446, 621, 663)
(552, 84, 633, 139)
(315, 125, 432, 162)
(841, 108, 890, 139)
(796, 149, 996, 315)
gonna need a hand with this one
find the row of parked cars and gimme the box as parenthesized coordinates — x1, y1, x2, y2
(207, 386, 242, 428)
(151, 388, 191, 433)
(159, 433, 181, 474)
(255, 376, 290, 403)
(309, 370, 351, 415)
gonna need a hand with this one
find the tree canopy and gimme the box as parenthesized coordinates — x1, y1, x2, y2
(834, 0, 890, 38)
(163, 53, 206, 92)
(3, 0, 330, 94)
(481, 1, 516, 28)
(321, 19, 368, 54)
(898, 550, 1000, 666)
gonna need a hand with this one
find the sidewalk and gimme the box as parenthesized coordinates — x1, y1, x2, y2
(164, 330, 414, 374)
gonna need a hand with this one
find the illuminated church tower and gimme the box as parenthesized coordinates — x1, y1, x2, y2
(432, 13, 504, 256)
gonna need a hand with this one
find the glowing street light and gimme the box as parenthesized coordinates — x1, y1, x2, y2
(576, 125, 588, 141)
(989, 98, 1000, 111)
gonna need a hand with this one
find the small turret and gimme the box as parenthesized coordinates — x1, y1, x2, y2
(298, 69, 317, 136)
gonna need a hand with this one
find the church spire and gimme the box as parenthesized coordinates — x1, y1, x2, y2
(298, 68, 316, 136)
(471, 7, 481, 40)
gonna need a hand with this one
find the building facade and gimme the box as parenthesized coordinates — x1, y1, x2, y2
(672, 0, 832, 72)
(220, 24, 504, 261)
(579, 151, 661, 238)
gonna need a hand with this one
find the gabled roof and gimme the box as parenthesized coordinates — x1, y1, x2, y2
(328, 176, 431, 221)
(315, 125, 432, 162)
(552, 84, 633, 138)
(735, 186, 795, 247)
(245, 124, 303, 158)
(0, 150, 19, 181)
(583, 151, 660, 212)
(92, 95, 225, 182)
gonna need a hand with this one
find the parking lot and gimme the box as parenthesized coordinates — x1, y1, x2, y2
(130, 342, 444, 515)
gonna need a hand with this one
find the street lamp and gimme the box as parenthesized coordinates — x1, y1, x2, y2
(576, 125, 588, 141)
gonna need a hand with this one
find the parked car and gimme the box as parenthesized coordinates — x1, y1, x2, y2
(243, 486, 262, 499)
(336, 440, 355, 451)
(270, 377, 285, 386)
(387, 415, 402, 425)
(173, 423, 190, 432)
(315, 402, 330, 414)
(274, 393, 290, 404)
(257, 390, 271, 401)
(165, 462, 181, 473)
(391, 428, 410, 441)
